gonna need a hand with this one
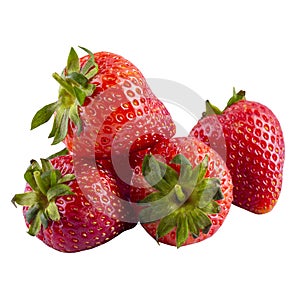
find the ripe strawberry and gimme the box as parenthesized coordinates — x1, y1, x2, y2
(189, 89, 285, 214)
(130, 137, 233, 248)
(31, 47, 175, 158)
(12, 155, 136, 252)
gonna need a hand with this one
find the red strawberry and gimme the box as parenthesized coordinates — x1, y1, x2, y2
(12, 155, 136, 252)
(189, 89, 285, 214)
(31, 47, 175, 158)
(130, 137, 233, 248)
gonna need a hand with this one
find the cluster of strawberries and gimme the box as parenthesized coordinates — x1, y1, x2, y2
(12, 47, 285, 252)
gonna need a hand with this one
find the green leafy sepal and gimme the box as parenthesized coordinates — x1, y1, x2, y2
(12, 159, 75, 236)
(204, 87, 246, 117)
(31, 46, 99, 145)
(138, 154, 224, 248)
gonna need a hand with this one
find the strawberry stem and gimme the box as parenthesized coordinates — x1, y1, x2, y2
(53, 72, 76, 102)
(174, 184, 186, 202)
(33, 171, 47, 196)
(225, 87, 246, 109)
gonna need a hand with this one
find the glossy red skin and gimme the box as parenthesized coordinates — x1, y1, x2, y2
(23, 155, 136, 253)
(190, 100, 285, 214)
(95, 147, 154, 201)
(64, 52, 176, 159)
(130, 137, 233, 247)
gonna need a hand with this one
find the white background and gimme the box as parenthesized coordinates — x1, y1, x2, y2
(1, 0, 298, 299)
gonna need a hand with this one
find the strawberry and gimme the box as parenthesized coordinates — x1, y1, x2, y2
(130, 137, 233, 248)
(189, 89, 285, 214)
(31, 47, 175, 158)
(12, 155, 136, 252)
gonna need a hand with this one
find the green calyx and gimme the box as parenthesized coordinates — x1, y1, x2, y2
(204, 87, 246, 117)
(31, 46, 99, 145)
(12, 159, 75, 236)
(138, 154, 224, 248)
